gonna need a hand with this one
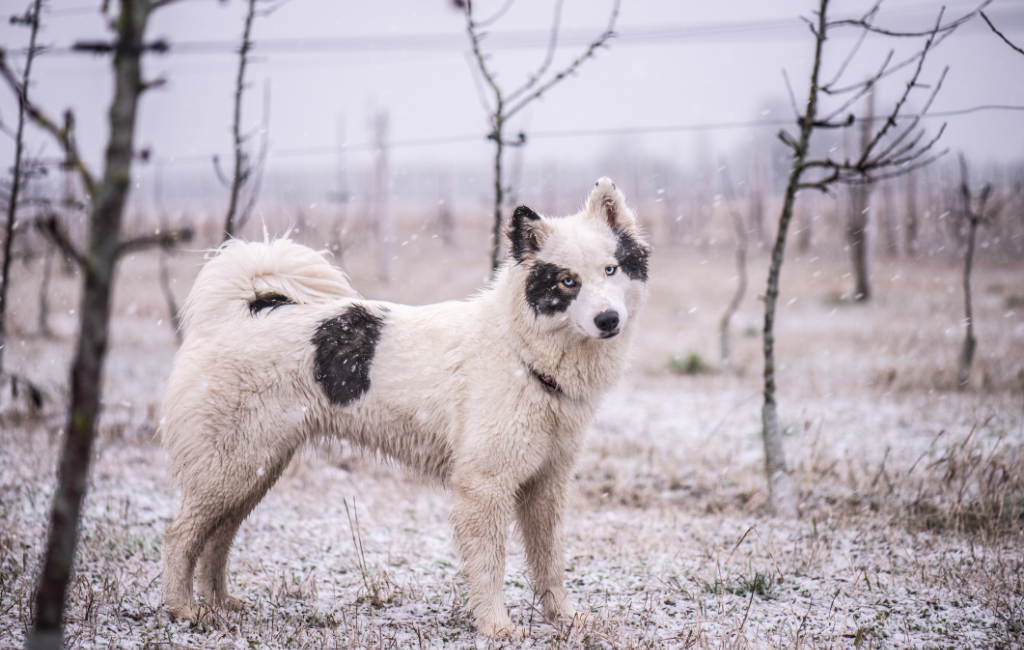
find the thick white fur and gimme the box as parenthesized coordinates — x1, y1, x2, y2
(160, 178, 648, 639)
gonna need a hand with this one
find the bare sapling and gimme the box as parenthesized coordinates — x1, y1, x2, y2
(759, 0, 977, 517)
(0, 0, 44, 380)
(718, 160, 748, 370)
(955, 153, 995, 389)
(218, 0, 273, 242)
(371, 108, 391, 281)
(462, 0, 620, 273)
(154, 162, 182, 341)
(0, 1, 190, 646)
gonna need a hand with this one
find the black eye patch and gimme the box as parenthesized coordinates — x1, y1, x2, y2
(615, 232, 649, 282)
(525, 262, 581, 315)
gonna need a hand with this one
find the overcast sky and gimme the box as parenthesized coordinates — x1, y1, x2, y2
(1, 0, 1023, 184)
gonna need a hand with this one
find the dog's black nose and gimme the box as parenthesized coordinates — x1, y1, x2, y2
(594, 310, 619, 333)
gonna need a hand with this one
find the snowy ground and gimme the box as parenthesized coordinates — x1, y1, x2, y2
(1, 237, 1022, 649)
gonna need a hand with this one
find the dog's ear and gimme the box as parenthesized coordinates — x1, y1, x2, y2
(509, 205, 548, 262)
(586, 177, 636, 233)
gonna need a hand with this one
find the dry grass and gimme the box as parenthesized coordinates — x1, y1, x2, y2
(1, 210, 1023, 648)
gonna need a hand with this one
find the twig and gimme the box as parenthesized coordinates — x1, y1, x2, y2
(0, 51, 96, 195)
(981, 11, 1024, 56)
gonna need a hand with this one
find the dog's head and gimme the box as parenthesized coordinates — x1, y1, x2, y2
(508, 177, 649, 340)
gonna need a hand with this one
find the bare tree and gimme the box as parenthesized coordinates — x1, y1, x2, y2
(0, 0, 44, 380)
(758, 0, 976, 516)
(217, 0, 274, 242)
(718, 160, 748, 370)
(463, 0, 620, 273)
(955, 153, 995, 389)
(0, 2, 193, 646)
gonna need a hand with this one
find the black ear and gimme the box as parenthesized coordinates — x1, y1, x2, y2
(510, 205, 543, 262)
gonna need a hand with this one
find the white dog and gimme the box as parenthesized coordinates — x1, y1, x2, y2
(160, 178, 649, 639)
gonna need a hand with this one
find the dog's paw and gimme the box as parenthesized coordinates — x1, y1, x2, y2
(165, 602, 215, 624)
(541, 592, 578, 623)
(477, 618, 527, 641)
(219, 595, 246, 611)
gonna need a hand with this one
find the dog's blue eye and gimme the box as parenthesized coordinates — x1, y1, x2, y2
(605, 265, 617, 276)
(562, 277, 575, 287)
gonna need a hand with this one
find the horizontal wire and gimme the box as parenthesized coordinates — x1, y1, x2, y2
(150, 104, 1024, 165)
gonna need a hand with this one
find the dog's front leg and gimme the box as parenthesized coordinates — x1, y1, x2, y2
(450, 474, 522, 640)
(516, 469, 577, 623)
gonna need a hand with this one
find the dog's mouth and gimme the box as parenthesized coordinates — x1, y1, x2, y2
(599, 330, 620, 339)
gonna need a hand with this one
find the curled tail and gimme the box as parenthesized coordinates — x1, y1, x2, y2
(180, 238, 357, 336)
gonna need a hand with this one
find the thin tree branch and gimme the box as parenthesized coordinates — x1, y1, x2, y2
(821, 6, 874, 89)
(505, 0, 564, 104)
(828, 0, 990, 37)
(118, 226, 194, 255)
(504, 0, 620, 121)
(465, 0, 504, 135)
(823, 27, 955, 95)
(818, 49, 891, 122)
(474, 0, 517, 28)
(0, 51, 97, 195)
(981, 11, 1024, 56)
(782, 69, 800, 119)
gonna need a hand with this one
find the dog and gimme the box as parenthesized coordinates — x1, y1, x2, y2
(160, 178, 649, 639)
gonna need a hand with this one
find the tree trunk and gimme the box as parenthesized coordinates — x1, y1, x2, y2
(489, 123, 505, 275)
(956, 216, 978, 389)
(796, 197, 812, 253)
(38, 243, 54, 337)
(847, 92, 874, 302)
(28, 2, 151, 647)
(759, 0, 833, 520)
(848, 183, 871, 301)
(956, 153, 988, 390)
(373, 109, 391, 282)
(904, 168, 919, 255)
(880, 179, 899, 257)
(749, 159, 767, 247)
(718, 162, 748, 370)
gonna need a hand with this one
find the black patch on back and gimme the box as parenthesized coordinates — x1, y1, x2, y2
(249, 292, 294, 315)
(312, 304, 384, 407)
(525, 262, 581, 315)
(615, 232, 650, 282)
(510, 205, 542, 262)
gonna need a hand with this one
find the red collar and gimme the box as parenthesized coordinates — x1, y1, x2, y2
(533, 370, 561, 394)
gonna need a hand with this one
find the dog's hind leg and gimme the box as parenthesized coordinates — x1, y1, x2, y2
(162, 492, 227, 622)
(195, 461, 286, 612)
(516, 469, 577, 623)
(163, 454, 288, 621)
(195, 515, 247, 611)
